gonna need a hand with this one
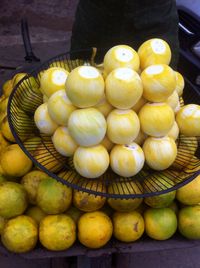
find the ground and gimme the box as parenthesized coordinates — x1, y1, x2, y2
(0, 0, 78, 87)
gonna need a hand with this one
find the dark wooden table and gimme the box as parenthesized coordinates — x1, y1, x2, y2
(1, 235, 200, 268)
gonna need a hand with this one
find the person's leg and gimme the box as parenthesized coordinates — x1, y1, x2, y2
(70, 0, 124, 60)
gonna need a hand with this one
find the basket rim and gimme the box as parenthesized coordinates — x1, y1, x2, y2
(6, 50, 200, 199)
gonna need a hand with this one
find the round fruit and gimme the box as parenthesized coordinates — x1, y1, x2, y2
(1, 215, 37, 253)
(110, 143, 145, 177)
(176, 174, 200, 205)
(139, 102, 174, 137)
(40, 67, 69, 97)
(0, 97, 8, 112)
(143, 136, 177, 170)
(141, 64, 176, 102)
(78, 211, 113, 248)
(175, 71, 184, 96)
(113, 211, 144, 242)
(1, 144, 32, 177)
(144, 177, 176, 208)
(0, 131, 10, 151)
(138, 38, 171, 70)
(1, 116, 15, 142)
(166, 90, 179, 111)
(26, 206, 47, 224)
(39, 214, 76, 250)
(108, 181, 143, 212)
(34, 103, 58, 135)
(73, 181, 106, 212)
(103, 45, 140, 74)
(21, 170, 49, 204)
(0, 182, 28, 218)
(144, 208, 177, 240)
(36, 178, 72, 214)
(73, 145, 109, 178)
(178, 205, 200, 239)
(107, 109, 140, 144)
(105, 67, 143, 109)
(94, 94, 113, 117)
(176, 104, 200, 136)
(47, 89, 76, 126)
(68, 108, 106, 147)
(66, 66, 104, 108)
(167, 121, 179, 140)
(52, 126, 78, 157)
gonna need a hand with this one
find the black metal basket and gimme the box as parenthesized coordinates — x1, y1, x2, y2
(7, 49, 200, 198)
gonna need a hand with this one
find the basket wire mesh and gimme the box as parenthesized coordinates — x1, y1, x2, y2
(7, 49, 200, 198)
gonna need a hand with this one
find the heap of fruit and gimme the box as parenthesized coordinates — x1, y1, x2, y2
(0, 38, 199, 254)
(33, 39, 200, 179)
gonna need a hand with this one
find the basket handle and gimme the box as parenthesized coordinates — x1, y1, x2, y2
(21, 18, 40, 63)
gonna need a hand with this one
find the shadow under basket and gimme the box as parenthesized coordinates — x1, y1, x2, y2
(7, 49, 200, 199)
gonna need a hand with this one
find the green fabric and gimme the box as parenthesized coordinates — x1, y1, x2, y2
(70, 0, 179, 69)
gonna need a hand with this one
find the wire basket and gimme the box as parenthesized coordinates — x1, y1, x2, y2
(7, 49, 200, 199)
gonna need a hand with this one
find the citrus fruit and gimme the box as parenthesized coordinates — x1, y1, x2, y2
(141, 64, 176, 102)
(144, 208, 177, 240)
(143, 136, 177, 170)
(68, 108, 106, 147)
(47, 89, 76, 126)
(105, 67, 143, 109)
(0, 182, 28, 219)
(108, 181, 143, 212)
(107, 109, 140, 144)
(36, 178, 72, 214)
(138, 38, 171, 70)
(104, 45, 140, 74)
(40, 67, 69, 97)
(176, 104, 200, 136)
(21, 170, 49, 204)
(73, 181, 106, 212)
(178, 205, 200, 239)
(1, 215, 37, 253)
(113, 211, 144, 242)
(39, 214, 76, 250)
(73, 145, 109, 178)
(66, 65, 104, 108)
(139, 102, 174, 137)
(1, 144, 32, 177)
(78, 211, 113, 248)
(26, 206, 47, 224)
(110, 143, 145, 177)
